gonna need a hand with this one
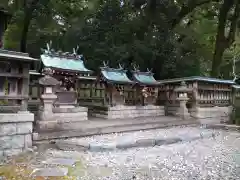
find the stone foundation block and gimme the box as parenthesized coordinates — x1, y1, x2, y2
(56, 141, 89, 151)
(0, 112, 34, 157)
(116, 141, 138, 149)
(24, 134, 32, 148)
(191, 106, 231, 119)
(0, 113, 34, 123)
(16, 122, 33, 134)
(53, 106, 88, 113)
(89, 144, 116, 151)
(53, 112, 88, 118)
(135, 139, 156, 147)
(92, 105, 165, 119)
(0, 135, 25, 150)
(0, 123, 17, 136)
(3, 148, 22, 157)
(36, 119, 90, 132)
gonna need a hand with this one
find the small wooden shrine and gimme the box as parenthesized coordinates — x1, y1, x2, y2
(131, 66, 160, 105)
(99, 62, 135, 106)
(0, 49, 38, 112)
(39, 43, 92, 106)
(34, 44, 92, 135)
(159, 76, 234, 121)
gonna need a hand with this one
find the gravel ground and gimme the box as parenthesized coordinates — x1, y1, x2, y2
(45, 126, 240, 180)
(66, 126, 218, 145)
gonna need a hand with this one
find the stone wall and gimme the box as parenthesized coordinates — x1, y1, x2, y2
(36, 106, 88, 132)
(165, 104, 179, 116)
(195, 106, 231, 124)
(165, 103, 231, 123)
(91, 105, 165, 119)
(0, 113, 34, 157)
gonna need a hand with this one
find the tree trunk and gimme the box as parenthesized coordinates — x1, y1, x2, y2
(20, 0, 40, 52)
(211, 0, 239, 77)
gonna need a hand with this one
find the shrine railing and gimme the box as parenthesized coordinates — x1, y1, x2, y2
(28, 75, 234, 114)
(55, 90, 77, 106)
(77, 80, 106, 106)
(76, 80, 140, 106)
(0, 61, 30, 113)
(158, 77, 233, 109)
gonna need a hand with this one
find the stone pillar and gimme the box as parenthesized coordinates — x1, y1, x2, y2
(174, 81, 192, 119)
(39, 92, 57, 121)
(190, 81, 200, 118)
(176, 94, 190, 119)
(0, 77, 4, 96)
(38, 68, 59, 121)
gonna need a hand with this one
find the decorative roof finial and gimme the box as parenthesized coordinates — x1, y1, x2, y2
(46, 40, 52, 52)
(103, 61, 108, 67)
(132, 63, 139, 72)
(118, 63, 123, 69)
(73, 45, 79, 55)
(147, 68, 153, 73)
(181, 81, 186, 87)
(42, 67, 54, 76)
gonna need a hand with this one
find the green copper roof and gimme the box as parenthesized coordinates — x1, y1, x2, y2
(0, 49, 38, 61)
(100, 67, 133, 84)
(132, 71, 159, 85)
(40, 54, 91, 73)
(158, 76, 234, 84)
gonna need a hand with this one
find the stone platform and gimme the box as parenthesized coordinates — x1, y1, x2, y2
(90, 105, 165, 119)
(36, 106, 88, 132)
(166, 105, 231, 123)
(0, 112, 34, 157)
(33, 116, 199, 143)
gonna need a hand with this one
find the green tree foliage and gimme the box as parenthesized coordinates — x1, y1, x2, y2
(1, 0, 240, 79)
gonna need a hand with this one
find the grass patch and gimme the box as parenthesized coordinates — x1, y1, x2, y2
(66, 161, 86, 176)
(0, 163, 78, 180)
(0, 164, 33, 180)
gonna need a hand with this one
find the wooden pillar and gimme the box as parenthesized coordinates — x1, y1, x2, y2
(20, 63, 30, 111)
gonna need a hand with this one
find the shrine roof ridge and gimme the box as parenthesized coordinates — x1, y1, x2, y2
(158, 76, 235, 84)
(100, 65, 134, 84)
(41, 50, 84, 60)
(100, 66, 126, 72)
(232, 85, 240, 89)
(0, 49, 38, 61)
(131, 69, 160, 86)
(40, 52, 92, 73)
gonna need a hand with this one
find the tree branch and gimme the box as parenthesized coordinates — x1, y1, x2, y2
(171, 0, 219, 29)
(226, 0, 240, 47)
(210, 0, 235, 77)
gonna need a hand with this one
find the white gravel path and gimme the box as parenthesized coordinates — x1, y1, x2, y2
(66, 125, 218, 145)
(45, 126, 240, 180)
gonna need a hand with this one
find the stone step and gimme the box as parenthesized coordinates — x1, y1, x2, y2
(36, 119, 89, 132)
(53, 106, 87, 113)
(37, 112, 88, 122)
(52, 112, 88, 118)
(91, 113, 108, 119)
(91, 113, 165, 119)
(32, 167, 68, 177)
(33, 118, 200, 143)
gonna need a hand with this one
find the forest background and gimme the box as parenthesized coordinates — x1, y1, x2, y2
(1, 0, 240, 80)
